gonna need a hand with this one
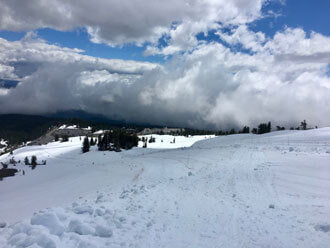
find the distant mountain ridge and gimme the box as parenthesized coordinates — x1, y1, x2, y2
(0, 111, 162, 146)
(46, 110, 164, 128)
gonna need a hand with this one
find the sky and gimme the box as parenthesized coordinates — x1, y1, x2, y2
(0, 0, 329, 129)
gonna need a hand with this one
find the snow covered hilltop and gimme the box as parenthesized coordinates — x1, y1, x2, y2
(0, 128, 330, 247)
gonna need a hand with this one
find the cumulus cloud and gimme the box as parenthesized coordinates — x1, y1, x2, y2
(0, 0, 264, 49)
(0, 1, 329, 129)
(0, 26, 330, 129)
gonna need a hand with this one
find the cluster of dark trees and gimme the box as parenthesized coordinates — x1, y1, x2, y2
(24, 155, 46, 169)
(82, 130, 139, 153)
(1, 157, 21, 169)
(140, 136, 156, 143)
(81, 136, 99, 153)
(215, 126, 250, 136)
(252, 122, 272, 134)
(98, 131, 138, 151)
(214, 120, 311, 136)
(177, 129, 215, 137)
(140, 136, 156, 148)
(0, 155, 45, 179)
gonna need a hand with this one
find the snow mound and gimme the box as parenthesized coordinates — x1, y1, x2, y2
(1, 202, 118, 247)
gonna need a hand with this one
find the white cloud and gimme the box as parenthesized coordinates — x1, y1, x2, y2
(218, 26, 330, 60)
(0, 15, 330, 129)
(0, 0, 265, 49)
(265, 28, 330, 57)
(217, 25, 266, 52)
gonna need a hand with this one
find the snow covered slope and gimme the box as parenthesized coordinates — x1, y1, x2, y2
(0, 129, 329, 247)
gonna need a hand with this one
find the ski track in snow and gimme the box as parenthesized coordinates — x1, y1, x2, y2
(0, 129, 330, 247)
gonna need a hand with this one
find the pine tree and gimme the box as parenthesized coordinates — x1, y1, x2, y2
(82, 137, 90, 153)
(31, 156, 37, 169)
(257, 122, 271, 134)
(267, 122, 272, 132)
(24, 156, 30, 165)
(300, 120, 307, 130)
(241, 126, 250, 133)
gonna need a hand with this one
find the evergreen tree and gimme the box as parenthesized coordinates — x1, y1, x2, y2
(276, 126, 285, 131)
(241, 126, 250, 133)
(24, 156, 30, 165)
(267, 122, 272, 132)
(257, 122, 271, 134)
(97, 134, 103, 150)
(31, 155, 37, 169)
(300, 120, 307, 130)
(82, 137, 90, 153)
(229, 129, 236, 135)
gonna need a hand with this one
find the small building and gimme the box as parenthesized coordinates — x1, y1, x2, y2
(91, 130, 110, 137)
(53, 125, 92, 137)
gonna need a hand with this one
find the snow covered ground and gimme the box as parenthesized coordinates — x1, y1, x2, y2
(138, 134, 215, 149)
(0, 139, 8, 154)
(0, 129, 330, 247)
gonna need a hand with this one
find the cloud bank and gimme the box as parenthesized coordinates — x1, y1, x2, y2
(1, 27, 330, 129)
(0, 0, 329, 129)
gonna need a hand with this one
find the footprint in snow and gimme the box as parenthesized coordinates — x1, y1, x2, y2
(315, 224, 330, 233)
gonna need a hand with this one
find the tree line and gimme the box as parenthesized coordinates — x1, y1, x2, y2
(215, 120, 310, 136)
(82, 130, 139, 153)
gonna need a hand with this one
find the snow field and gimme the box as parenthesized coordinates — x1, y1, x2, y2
(0, 129, 329, 247)
(138, 134, 215, 149)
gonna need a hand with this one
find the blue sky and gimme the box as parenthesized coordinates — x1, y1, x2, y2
(251, 0, 330, 36)
(0, 0, 329, 63)
(0, 28, 164, 63)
